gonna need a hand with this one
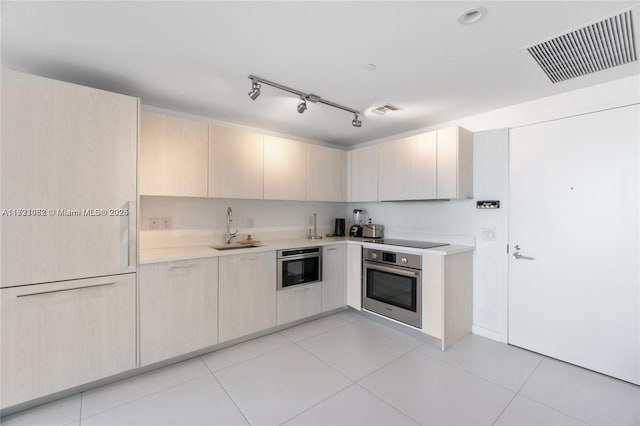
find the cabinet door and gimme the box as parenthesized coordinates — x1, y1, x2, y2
(219, 252, 277, 342)
(139, 258, 218, 366)
(1, 274, 136, 409)
(322, 245, 347, 311)
(140, 111, 208, 197)
(378, 132, 437, 201)
(349, 145, 379, 202)
(346, 244, 363, 310)
(1, 71, 137, 287)
(209, 125, 264, 199)
(276, 282, 322, 325)
(436, 127, 473, 199)
(263, 136, 307, 200)
(306, 145, 347, 201)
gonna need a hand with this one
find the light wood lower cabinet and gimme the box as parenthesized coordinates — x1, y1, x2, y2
(218, 252, 277, 342)
(422, 251, 473, 350)
(346, 244, 363, 310)
(276, 282, 322, 325)
(322, 245, 347, 311)
(0, 274, 136, 409)
(139, 258, 219, 366)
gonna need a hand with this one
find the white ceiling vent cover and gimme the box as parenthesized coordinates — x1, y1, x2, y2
(526, 10, 637, 83)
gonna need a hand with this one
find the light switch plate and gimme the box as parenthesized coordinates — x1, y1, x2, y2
(481, 227, 497, 241)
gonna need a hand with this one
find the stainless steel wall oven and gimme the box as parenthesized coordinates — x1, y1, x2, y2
(362, 247, 422, 328)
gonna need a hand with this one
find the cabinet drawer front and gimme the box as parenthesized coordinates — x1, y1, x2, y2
(277, 282, 322, 325)
(1, 274, 136, 409)
(139, 258, 219, 366)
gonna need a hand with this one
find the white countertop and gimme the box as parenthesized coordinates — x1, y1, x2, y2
(139, 237, 474, 264)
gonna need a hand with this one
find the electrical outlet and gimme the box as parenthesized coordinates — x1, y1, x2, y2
(161, 217, 172, 230)
(149, 217, 159, 230)
(481, 227, 497, 241)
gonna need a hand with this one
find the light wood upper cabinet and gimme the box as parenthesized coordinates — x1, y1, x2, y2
(218, 252, 277, 342)
(139, 258, 218, 366)
(263, 136, 307, 200)
(1, 71, 137, 287)
(140, 111, 209, 197)
(322, 244, 347, 312)
(306, 145, 347, 202)
(349, 145, 379, 202)
(1, 274, 136, 409)
(436, 127, 473, 199)
(378, 132, 437, 201)
(209, 125, 264, 199)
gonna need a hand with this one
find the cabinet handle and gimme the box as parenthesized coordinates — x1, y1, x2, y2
(326, 248, 337, 251)
(17, 281, 115, 298)
(122, 200, 135, 272)
(293, 286, 311, 293)
(169, 262, 197, 269)
(239, 256, 260, 262)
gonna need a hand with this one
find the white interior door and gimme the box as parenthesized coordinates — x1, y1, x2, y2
(508, 105, 640, 384)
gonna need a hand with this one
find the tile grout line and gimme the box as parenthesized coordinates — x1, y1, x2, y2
(490, 391, 518, 425)
(354, 382, 423, 426)
(515, 355, 545, 394)
(208, 371, 252, 426)
(280, 319, 351, 345)
(79, 392, 83, 426)
(513, 357, 595, 426)
(78, 365, 211, 422)
(415, 344, 543, 396)
(202, 334, 294, 374)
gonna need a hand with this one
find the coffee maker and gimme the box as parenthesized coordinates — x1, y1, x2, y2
(349, 209, 364, 237)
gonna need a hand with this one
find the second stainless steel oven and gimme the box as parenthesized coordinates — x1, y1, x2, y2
(362, 247, 422, 328)
(277, 246, 322, 290)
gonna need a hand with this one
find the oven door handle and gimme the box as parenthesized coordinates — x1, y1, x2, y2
(278, 254, 320, 261)
(364, 263, 420, 278)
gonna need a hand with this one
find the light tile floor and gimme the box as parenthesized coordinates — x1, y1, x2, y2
(2, 310, 639, 426)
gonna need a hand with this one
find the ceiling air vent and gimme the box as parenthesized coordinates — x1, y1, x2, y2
(526, 10, 637, 83)
(371, 104, 401, 115)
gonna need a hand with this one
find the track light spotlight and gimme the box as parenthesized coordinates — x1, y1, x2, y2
(352, 114, 362, 128)
(297, 98, 308, 114)
(248, 81, 261, 100)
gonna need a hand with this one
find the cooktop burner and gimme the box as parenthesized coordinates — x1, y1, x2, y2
(369, 238, 449, 249)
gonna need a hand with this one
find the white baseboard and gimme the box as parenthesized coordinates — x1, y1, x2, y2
(472, 325, 507, 343)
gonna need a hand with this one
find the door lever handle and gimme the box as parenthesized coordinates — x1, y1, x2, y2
(513, 252, 535, 260)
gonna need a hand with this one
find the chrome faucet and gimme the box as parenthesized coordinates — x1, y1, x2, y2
(225, 207, 238, 244)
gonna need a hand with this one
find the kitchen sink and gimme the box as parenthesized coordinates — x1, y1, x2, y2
(210, 244, 260, 251)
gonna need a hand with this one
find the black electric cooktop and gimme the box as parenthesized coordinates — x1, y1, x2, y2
(368, 238, 449, 249)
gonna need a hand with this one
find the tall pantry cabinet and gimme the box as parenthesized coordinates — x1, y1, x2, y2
(0, 71, 138, 409)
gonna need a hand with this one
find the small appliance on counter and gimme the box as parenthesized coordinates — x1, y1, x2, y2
(349, 209, 364, 237)
(334, 218, 345, 236)
(363, 219, 384, 239)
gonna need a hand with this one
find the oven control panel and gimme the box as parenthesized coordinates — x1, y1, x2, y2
(363, 248, 421, 269)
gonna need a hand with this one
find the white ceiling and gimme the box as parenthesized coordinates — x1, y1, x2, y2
(2, 1, 639, 147)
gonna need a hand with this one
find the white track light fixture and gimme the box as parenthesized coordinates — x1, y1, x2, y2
(297, 98, 308, 114)
(248, 80, 261, 100)
(247, 75, 361, 127)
